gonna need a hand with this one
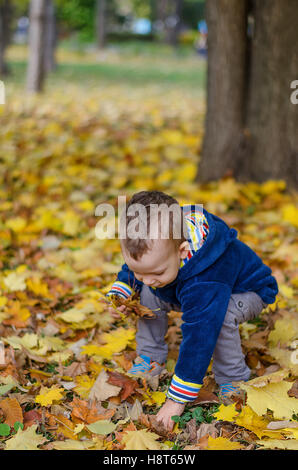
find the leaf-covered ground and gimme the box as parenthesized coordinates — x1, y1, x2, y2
(0, 50, 297, 450)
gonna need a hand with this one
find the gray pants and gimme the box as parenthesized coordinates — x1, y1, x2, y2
(136, 286, 267, 385)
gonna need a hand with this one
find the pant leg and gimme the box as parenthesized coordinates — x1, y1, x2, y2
(212, 292, 267, 385)
(136, 285, 181, 363)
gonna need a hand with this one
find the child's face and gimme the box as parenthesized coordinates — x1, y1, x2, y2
(121, 238, 190, 288)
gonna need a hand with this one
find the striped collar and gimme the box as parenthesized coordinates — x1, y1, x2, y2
(180, 204, 209, 268)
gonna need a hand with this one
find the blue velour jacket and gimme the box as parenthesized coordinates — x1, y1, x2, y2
(110, 208, 278, 401)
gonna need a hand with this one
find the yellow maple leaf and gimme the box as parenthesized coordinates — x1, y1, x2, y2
(256, 439, 298, 450)
(74, 374, 95, 399)
(213, 403, 239, 422)
(122, 429, 161, 450)
(281, 204, 298, 227)
(35, 386, 64, 406)
(5, 217, 27, 232)
(3, 272, 27, 292)
(235, 405, 287, 439)
(95, 328, 135, 359)
(5, 424, 47, 450)
(207, 436, 243, 450)
(143, 390, 167, 407)
(268, 313, 298, 347)
(240, 380, 298, 420)
(81, 344, 104, 356)
(26, 277, 50, 298)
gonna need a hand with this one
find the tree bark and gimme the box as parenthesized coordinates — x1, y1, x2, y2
(166, 0, 184, 47)
(239, 0, 298, 185)
(96, 0, 106, 50)
(0, 0, 13, 76)
(198, 0, 248, 181)
(26, 0, 47, 92)
(198, 0, 298, 188)
(156, 0, 184, 46)
(44, 0, 56, 73)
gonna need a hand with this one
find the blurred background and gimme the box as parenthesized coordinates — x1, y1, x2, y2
(0, 0, 297, 295)
(0, 3, 297, 445)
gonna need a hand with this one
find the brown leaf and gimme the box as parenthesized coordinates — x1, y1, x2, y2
(109, 295, 157, 319)
(23, 409, 42, 430)
(0, 398, 23, 426)
(63, 361, 87, 377)
(71, 397, 115, 424)
(196, 422, 218, 441)
(288, 380, 298, 398)
(192, 389, 220, 405)
(107, 371, 139, 401)
(88, 369, 121, 402)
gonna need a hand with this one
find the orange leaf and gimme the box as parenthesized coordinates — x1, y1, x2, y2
(107, 371, 139, 401)
(0, 398, 23, 426)
(53, 413, 78, 440)
(71, 397, 115, 424)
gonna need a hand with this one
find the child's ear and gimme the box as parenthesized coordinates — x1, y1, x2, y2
(179, 241, 190, 260)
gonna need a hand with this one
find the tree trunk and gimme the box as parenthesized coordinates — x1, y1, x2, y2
(0, 0, 13, 76)
(26, 0, 47, 92)
(96, 0, 106, 50)
(166, 0, 184, 47)
(239, 0, 298, 185)
(198, 0, 248, 181)
(156, 0, 184, 46)
(198, 0, 298, 188)
(44, 0, 56, 73)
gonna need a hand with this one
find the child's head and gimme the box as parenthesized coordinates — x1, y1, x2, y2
(120, 191, 190, 287)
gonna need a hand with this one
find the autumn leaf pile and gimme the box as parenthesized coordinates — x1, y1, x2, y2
(0, 79, 297, 451)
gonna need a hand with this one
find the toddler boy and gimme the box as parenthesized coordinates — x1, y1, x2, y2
(106, 191, 278, 430)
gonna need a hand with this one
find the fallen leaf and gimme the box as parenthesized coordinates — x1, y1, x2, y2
(207, 436, 243, 450)
(86, 419, 117, 435)
(88, 369, 121, 402)
(5, 424, 47, 450)
(35, 386, 64, 407)
(122, 429, 161, 450)
(0, 398, 23, 426)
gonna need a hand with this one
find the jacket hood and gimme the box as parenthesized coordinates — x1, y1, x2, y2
(177, 208, 237, 281)
(157, 208, 237, 292)
(177, 208, 238, 281)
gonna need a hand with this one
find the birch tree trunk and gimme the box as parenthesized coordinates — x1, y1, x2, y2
(26, 0, 47, 92)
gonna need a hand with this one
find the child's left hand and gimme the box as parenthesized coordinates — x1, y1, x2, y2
(155, 398, 185, 431)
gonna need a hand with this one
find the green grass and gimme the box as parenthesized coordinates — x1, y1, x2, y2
(5, 42, 206, 91)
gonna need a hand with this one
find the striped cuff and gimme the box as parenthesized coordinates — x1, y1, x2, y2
(106, 281, 134, 299)
(166, 374, 202, 403)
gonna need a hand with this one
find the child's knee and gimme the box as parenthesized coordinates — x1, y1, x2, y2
(228, 292, 266, 324)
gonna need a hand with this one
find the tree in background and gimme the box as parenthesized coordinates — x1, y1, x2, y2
(26, 0, 47, 92)
(155, 0, 183, 46)
(0, 0, 13, 76)
(198, 0, 298, 188)
(44, 0, 57, 73)
(96, 0, 106, 49)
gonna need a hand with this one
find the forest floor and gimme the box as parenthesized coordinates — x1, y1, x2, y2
(0, 43, 297, 450)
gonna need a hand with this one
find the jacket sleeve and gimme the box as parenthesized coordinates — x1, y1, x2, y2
(106, 263, 143, 299)
(167, 280, 232, 403)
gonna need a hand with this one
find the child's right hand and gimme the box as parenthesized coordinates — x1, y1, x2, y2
(108, 303, 129, 319)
